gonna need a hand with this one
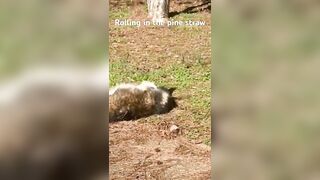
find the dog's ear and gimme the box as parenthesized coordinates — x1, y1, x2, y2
(158, 86, 176, 95)
(168, 87, 176, 95)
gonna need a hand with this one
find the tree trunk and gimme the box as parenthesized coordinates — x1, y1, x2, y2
(147, 0, 170, 23)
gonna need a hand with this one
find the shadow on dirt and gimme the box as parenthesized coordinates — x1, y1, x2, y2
(169, 1, 211, 17)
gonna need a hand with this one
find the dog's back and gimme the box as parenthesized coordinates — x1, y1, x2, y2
(109, 81, 176, 122)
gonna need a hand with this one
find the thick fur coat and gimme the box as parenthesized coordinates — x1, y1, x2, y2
(109, 81, 176, 122)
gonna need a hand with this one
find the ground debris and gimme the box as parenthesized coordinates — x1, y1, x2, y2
(109, 121, 211, 179)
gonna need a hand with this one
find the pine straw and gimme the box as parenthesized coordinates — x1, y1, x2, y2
(109, 121, 211, 179)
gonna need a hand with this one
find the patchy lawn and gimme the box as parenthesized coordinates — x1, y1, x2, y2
(109, 0, 211, 179)
(109, 0, 211, 144)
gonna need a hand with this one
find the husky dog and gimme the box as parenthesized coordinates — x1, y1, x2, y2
(109, 81, 176, 122)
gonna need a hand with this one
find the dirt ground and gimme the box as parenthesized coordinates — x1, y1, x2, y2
(109, 0, 211, 179)
(109, 121, 211, 179)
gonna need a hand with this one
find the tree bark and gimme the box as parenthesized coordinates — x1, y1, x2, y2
(147, 0, 170, 23)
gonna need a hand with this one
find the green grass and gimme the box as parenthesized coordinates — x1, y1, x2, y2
(110, 58, 211, 144)
(110, 59, 210, 87)
(110, 8, 131, 20)
(109, 4, 211, 144)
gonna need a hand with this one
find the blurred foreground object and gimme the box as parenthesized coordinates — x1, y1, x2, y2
(0, 0, 107, 179)
(215, 0, 320, 179)
(0, 67, 107, 180)
(0, 0, 106, 78)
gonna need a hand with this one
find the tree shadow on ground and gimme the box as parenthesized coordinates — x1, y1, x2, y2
(169, 1, 211, 18)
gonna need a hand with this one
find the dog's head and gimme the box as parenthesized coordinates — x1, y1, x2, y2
(158, 86, 178, 113)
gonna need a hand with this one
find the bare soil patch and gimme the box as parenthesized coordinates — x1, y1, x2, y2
(109, 121, 211, 179)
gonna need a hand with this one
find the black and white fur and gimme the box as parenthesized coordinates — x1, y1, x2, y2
(109, 81, 176, 122)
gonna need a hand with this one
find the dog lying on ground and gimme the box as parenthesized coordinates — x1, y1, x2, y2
(109, 81, 177, 122)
